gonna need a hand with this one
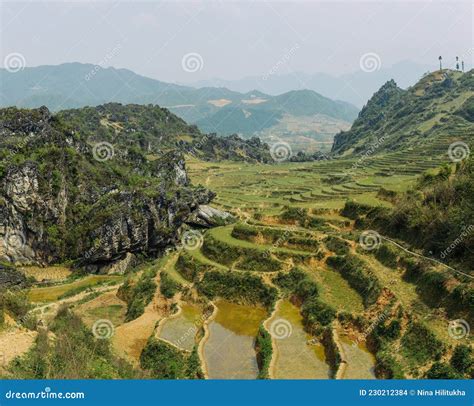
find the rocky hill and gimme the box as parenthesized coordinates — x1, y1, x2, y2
(0, 105, 218, 270)
(56, 103, 272, 163)
(332, 69, 473, 155)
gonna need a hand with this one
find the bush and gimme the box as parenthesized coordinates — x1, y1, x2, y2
(140, 338, 187, 379)
(374, 244, 399, 268)
(255, 325, 272, 379)
(175, 252, 211, 281)
(202, 234, 281, 272)
(280, 207, 308, 224)
(401, 322, 444, 364)
(450, 345, 473, 375)
(273, 267, 307, 293)
(301, 297, 336, 331)
(118, 268, 157, 321)
(375, 349, 405, 379)
(197, 271, 277, 309)
(9, 306, 137, 379)
(324, 236, 350, 255)
(0, 289, 31, 323)
(341, 200, 373, 219)
(426, 362, 461, 379)
(159, 271, 181, 299)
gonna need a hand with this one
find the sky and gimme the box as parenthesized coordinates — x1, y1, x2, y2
(0, 0, 472, 83)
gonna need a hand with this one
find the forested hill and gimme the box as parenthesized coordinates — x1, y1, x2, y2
(56, 103, 272, 163)
(332, 69, 473, 155)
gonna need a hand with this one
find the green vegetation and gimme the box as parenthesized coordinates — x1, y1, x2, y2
(301, 298, 336, 331)
(450, 345, 473, 376)
(159, 271, 182, 299)
(255, 325, 273, 379)
(8, 306, 137, 379)
(326, 254, 382, 306)
(140, 338, 202, 379)
(332, 70, 473, 155)
(202, 233, 281, 272)
(401, 322, 444, 364)
(118, 268, 157, 321)
(197, 271, 277, 309)
(2, 69, 472, 381)
(364, 156, 474, 270)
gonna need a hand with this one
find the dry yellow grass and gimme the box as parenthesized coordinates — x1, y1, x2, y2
(20, 265, 72, 282)
(28, 275, 122, 303)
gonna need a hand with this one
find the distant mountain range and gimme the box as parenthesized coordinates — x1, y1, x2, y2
(186, 61, 436, 108)
(0, 63, 359, 152)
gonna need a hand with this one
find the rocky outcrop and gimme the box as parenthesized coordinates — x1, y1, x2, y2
(0, 264, 27, 288)
(0, 106, 214, 270)
(184, 133, 272, 163)
(185, 205, 235, 228)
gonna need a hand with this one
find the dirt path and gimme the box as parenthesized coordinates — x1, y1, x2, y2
(380, 235, 472, 280)
(197, 302, 217, 379)
(262, 299, 281, 379)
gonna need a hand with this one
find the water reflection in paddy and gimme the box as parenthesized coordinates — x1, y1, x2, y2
(159, 304, 201, 351)
(270, 300, 330, 379)
(203, 301, 267, 379)
(339, 335, 376, 379)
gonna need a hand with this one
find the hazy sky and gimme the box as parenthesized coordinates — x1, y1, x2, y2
(1, 0, 472, 83)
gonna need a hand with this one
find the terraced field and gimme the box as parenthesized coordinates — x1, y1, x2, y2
(6, 132, 471, 380)
(175, 138, 472, 379)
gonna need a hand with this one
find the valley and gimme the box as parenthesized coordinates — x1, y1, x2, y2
(0, 70, 472, 381)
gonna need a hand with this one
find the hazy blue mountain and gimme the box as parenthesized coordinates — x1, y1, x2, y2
(0, 62, 359, 151)
(186, 61, 436, 108)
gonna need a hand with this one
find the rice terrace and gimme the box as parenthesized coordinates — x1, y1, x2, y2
(0, 1, 473, 392)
